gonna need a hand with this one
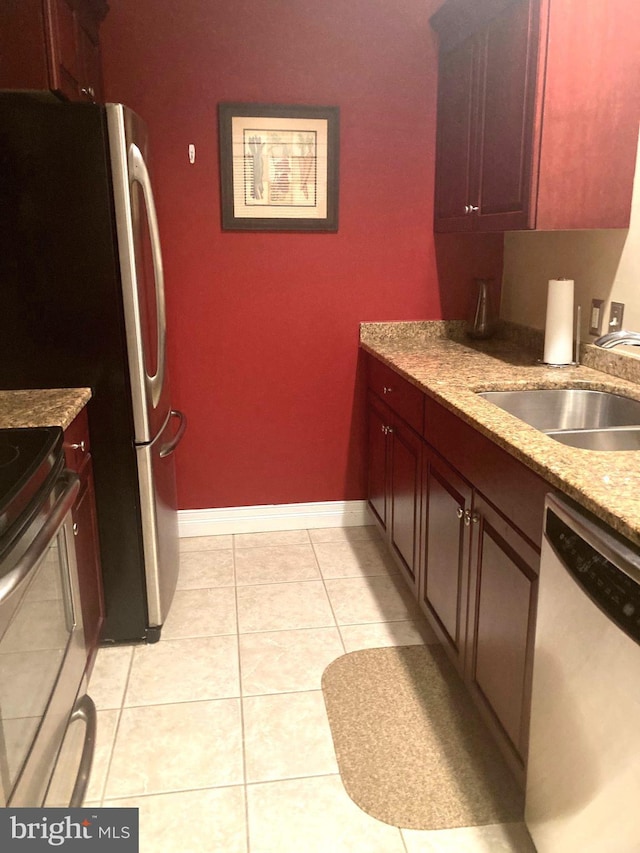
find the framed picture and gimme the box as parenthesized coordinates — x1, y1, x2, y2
(218, 103, 339, 232)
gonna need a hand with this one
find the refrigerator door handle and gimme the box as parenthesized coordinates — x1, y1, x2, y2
(160, 410, 187, 458)
(128, 142, 167, 410)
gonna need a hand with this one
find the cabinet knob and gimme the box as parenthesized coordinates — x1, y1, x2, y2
(80, 87, 96, 101)
(383, 386, 393, 394)
(456, 507, 464, 519)
(469, 205, 479, 213)
(472, 511, 480, 524)
(73, 522, 79, 537)
(464, 509, 472, 526)
(387, 426, 394, 434)
(68, 441, 86, 452)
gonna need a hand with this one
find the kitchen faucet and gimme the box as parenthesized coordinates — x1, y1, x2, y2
(593, 330, 640, 348)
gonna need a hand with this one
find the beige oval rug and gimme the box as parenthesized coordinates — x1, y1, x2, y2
(321, 644, 524, 830)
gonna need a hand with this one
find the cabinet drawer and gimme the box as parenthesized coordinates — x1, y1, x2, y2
(367, 356, 424, 434)
(424, 396, 547, 550)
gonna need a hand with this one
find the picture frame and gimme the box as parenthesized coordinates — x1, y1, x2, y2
(218, 103, 340, 232)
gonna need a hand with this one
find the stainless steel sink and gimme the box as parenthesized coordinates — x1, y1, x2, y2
(546, 427, 640, 452)
(477, 389, 640, 431)
(477, 388, 640, 451)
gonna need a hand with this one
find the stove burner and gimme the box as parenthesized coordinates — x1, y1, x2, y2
(0, 443, 19, 469)
(0, 427, 63, 544)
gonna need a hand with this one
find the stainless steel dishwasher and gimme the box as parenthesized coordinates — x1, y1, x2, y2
(525, 492, 640, 852)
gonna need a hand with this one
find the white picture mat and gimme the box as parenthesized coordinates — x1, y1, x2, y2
(230, 115, 329, 219)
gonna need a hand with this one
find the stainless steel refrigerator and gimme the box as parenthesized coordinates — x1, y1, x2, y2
(0, 92, 186, 643)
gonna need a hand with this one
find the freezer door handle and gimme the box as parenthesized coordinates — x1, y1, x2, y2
(160, 410, 187, 458)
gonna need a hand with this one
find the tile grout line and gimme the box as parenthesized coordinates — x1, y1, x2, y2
(150, 615, 427, 643)
(307, 537, 346, 797)
(238, 528, 336, 851)
(155, 615, 432, 642)
(100, 772, 344, 802)
(114, 695, 242, 712)
(101, 780, 246, 804)
(96, 645, 135, 805)
(309, 540, 347, 655)
(242, 686, 326, 702)
(243, 770, 341, 789)
(236, 569, 399, 588)
(399, 826, 411, 852)
(96, 711, 120, 807)
(232, 533, 252, 853)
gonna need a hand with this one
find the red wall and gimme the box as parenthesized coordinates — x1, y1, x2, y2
(101, 0, 503, 510)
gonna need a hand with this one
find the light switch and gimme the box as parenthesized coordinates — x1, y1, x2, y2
(608, 301, 625, 330)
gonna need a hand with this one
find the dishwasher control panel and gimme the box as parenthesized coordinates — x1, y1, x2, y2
(546, 509, 640, 645)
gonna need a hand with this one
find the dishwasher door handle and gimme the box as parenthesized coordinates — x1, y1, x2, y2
(0, 471, 80, 607)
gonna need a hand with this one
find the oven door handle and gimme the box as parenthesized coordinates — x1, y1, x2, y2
(0, 471, 80, 607)
(68, 694, 97, 808)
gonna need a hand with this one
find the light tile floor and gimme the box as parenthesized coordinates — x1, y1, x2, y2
(87, 525, 536, 852)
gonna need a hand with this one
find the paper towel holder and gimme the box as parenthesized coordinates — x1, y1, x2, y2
(539, 304, 581, 368)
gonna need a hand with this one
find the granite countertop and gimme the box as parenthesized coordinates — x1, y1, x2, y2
(0, 388, 92, 431)
(360, 321, 640, 547)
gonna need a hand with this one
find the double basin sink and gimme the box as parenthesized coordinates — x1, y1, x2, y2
(477, 388, 640, 451)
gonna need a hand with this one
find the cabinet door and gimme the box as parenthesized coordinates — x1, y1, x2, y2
(44, 0, 104, 101)
(72, 462, 104, 661)
(421, 448, 472, 668)
(1, 0, 105, 101)
(0, 0, 50, 90)
(534, 0, 640, 229)
(64, 410, 105, 672)
(366, 392, 390, 530)
(388, 418, 422, 590)
(45, 0, 82, 100)
(76, 5, 103, 102)
(467, 493, 538, 768)
(475, 0, 539, 230)
(434, 35, 477, 232)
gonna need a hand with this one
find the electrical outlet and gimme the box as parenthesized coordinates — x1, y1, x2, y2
(608, 301, 625, 330)
(589, 299, 604, 336)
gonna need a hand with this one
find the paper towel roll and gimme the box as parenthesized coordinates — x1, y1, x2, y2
(543, 279, 574, 365)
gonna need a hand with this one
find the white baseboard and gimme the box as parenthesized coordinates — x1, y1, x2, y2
(178, 500, 372, 537)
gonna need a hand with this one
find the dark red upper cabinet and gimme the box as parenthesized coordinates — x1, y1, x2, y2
(475, 1, 539, 230)
(431, 0, 640, 232)
(433, 35, 478, 232)
(0, 0, 108, 102)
